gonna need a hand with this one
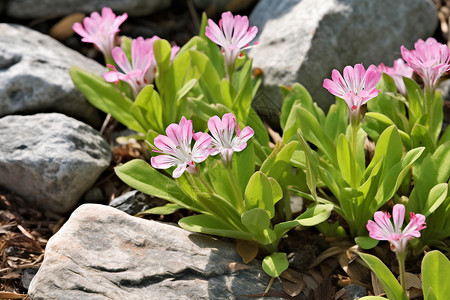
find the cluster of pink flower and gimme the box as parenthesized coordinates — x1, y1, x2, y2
(323, 38, 450, 113)
(72, 7, 179, 97)
(151, 113, 254, 178)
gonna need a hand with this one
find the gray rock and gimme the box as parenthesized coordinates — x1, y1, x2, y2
(5, 0, 171, 19)
(109, 190, 168, 215)
(250, 0, 437, 116)
(343, 284, 367, 299)
(0, 113, 111, 214)
(0, 23, 104, 127)
(22, 268, 38, 291)
(193, 0, 257, 13)
(28, 204, 284, 300)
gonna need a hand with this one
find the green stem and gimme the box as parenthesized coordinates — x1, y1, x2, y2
(197, 174, 215, 194)
(396, 251, 408, 297)
(226, 165, 245, 213)
(350, 121, 360, 189)
(424, 88, 435, 131)
(227, 63, 235, 83)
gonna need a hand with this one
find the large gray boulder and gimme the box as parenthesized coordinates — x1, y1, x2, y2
(249, 0, 438, 118)
(0, 23, 104, 127)
(5, 0, 171, 19)
(0, 113, 111, 214)
(28, 204, 284, 299)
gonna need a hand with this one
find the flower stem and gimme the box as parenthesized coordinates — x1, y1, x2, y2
(424, 88, 435, 132)
(226, 165, 245, 213)
(396, 251, 408, 297)
(197, 174, 215, 194)
(350, 120, 360, 189)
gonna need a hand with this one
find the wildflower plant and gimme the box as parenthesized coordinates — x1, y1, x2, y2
(70, 6, 450, 291)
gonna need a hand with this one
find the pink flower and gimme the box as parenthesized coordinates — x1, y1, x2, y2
(207, 113, 254, 162)
(378, 58, 413, 95)
(205, 11, 258, 67)
(151, 117, 211, 178)
(103, 36, 179, 97)
(72, 7, 127, 60)
(366, 204, 426, 253)
(401, 38, 450, 90)
(323, 64, 381, 112)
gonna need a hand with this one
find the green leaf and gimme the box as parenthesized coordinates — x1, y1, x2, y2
(247, 108, 270, 147)
(411, 123, 436, 155)
(430, 91, 444, 142)
(324, 98, 348, 144)
(114, 159, 200, 211)
(423, 183, 448, 217)
(280, 83, 322, 130)
(262, 252, 289, 278)
(403, 77, 423, 123)
(274, 204, 333, 237)
(364, 125, 402, 181)
(244, 171, 276, 218)
(69, 66, 146, 133)
(294, 105, 338, 166)
(359, 253, 408, 300)
(371, 147, 424, 211)
(231, 62, 253, 122)
(269, 177, 283, 205)
(358, 297, 388, 300)
(190, 50, 224, 105)
(241, 208, 276, 245)
(136, 203, 183, 216)
(355, 236, 379, 250)
(132, 84, 164, 133)
(336, 134, 352, 186)
(233, 141, 255, 192)
(297, 131, 319, 199)
(179, 214, 253, 241)
(422, 250, 450, 300)
(364, 112, 411, 148)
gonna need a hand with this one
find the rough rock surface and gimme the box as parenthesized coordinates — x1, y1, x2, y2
(28, 204, 284, 300)
(0, 23, 104, 127)
(109, 190, 168, 216)
(0, 113, 111, 214)
(249, 0, 438, 116)
(193, 0, 257, 13)
(5, 0, 171, 19)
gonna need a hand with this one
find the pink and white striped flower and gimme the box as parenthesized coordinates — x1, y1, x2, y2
(207, 113, 254, 163)
(205, 11, 258, 67)
(151, 117, 211, 178)
(323, 63, 381, 112)
(103, 36, 179, 97)
(401, 38, 450, 90)
(378, 58, 413, 95)
(72, 7, 127, 60)
(366, 204, 426, 253)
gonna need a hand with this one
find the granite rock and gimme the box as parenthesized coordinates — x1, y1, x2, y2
(0, 23, 104, 127)
(28, 204, 284, 299)
(0, 113, 111, 214)
(5, 0, 171, 19)
(249, 0, 438, 120)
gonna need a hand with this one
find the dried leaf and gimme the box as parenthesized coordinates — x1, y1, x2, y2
(0, 292, 28, 299)
(228, 262, 250, 272)
(236, 239, 258, 264)
(371, 271, 386, 296)
(280, 268, 304, 284)
(310, 243, 352, 267)
(49, 13, 85, 40)
(282, 278, 305, 297)
(404, 272, 422, 290)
